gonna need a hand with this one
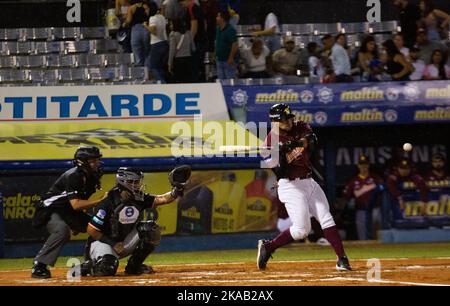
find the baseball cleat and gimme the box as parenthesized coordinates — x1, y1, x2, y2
(31, 263, 51, 279)
(336, 256, 352, 271)
(257, 239, 273, 270)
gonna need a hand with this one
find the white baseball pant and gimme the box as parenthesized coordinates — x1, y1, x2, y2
(278, 178, 335, 240)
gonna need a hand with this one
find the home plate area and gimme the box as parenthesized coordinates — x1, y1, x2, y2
(1, 258, 449, 286)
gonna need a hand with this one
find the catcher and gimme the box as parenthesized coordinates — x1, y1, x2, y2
(79, 165, 191, 276)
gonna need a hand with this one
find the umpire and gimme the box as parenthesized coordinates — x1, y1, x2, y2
(31, 146, 106, 279)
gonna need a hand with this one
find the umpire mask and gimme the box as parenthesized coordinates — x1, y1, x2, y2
(116, 167, 145, 201)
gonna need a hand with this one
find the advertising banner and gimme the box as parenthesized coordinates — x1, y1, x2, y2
(223, 81, 450, 126)
(0, 83, 229, 122)
(0, 120, 262, 163)
(1, 169, 278, 243)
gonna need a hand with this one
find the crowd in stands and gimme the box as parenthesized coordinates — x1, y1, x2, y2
(111, 0, 450, 83)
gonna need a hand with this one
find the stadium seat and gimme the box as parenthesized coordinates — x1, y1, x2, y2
(0, 56, 17, 69)
(21, 28, 51, 41)
(90, 39, 119, 54)
(57, 67, 86, 82)
(35, 41, 64, 54)
(87, 67, 117, 82)
(51, 27, 80, 41)
(16, 55, 45, 68)
(0, 69, 27, 83)
(64, 41, 90, 54)
(80, 27, 108, 40)
(0, 28, 20, 41)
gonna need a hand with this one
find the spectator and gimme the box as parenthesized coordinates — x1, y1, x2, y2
(306, 42, 325, 79)
(423, 49, 450, 80)
(419, 0, 450, 42)
(240, 39, 271, 78)
(168, 19, 195, 83)
(201, 0, 220, 52)
(272, 36, 300, 76)
(215, 10, 238, 79)
(116, 0, 133, 53)
(357, 35, 379, 82)
(382, 39, 412, 81)
(123, 0, 151, 66)
(394, 33, 410, 58)
(424, 153, 450, 183)
(384, 158, 428, 227)
(180, 0, 208, 82)
(393, 0, 421, 48)
(408, 47, 426, 80)
(251, 7, 281, 53)
(369, 59, 390, 82)
(342, 155, 383, 240)
(415, 27, 448, 64)
(219, 0, 240, 29)
(331, 33, 353, 82)
(321, 34, 336, 83)
(161, 0, 183, 21)
(116, 0, 131, 20)
(144, 4, 169, 82)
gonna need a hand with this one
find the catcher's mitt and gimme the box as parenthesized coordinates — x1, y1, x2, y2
(168, 165, 191, 188)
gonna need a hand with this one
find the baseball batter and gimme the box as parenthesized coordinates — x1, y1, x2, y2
(257, 103, 351, 271)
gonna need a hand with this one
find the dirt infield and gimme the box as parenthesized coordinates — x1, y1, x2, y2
(1, 258, 449, 286)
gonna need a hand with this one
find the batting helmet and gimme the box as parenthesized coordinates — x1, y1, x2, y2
(269, 103, 295, 122)
(116, 167, 145, 201)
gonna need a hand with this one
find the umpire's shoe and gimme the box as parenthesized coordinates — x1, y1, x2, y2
(257, 240, 273, 270)
(336, 256, 352, 271)
(31, 262, 51, 279)
(125, 264, 155, 275)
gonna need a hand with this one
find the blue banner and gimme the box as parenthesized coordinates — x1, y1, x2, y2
(223, 81, 450, 126)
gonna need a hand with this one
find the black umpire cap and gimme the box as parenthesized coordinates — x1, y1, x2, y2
(269, 103, 295, 122)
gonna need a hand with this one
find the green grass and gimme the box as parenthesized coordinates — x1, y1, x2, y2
(1, 242, 449, 271)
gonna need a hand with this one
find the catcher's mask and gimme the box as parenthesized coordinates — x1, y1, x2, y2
(73, 146, 103, 175)
(116, 167, 145, 201)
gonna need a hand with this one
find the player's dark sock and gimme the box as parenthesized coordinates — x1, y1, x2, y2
(323, 226, 346, 258)
(266, 229, 294, 253)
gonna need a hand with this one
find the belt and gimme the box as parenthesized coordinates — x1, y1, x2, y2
(287, 174, 312, 181)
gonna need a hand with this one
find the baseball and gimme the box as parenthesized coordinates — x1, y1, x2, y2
(403, 143, 413, 152)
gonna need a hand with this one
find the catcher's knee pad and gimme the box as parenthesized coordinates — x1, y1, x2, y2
(289, 224, 311, 241)
(92, 254, 119, 276)
(137, 220, 161, 246)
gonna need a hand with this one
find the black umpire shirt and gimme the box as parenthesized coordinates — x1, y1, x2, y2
(89, 188, 156, 242)
(42, 167, 98, 209)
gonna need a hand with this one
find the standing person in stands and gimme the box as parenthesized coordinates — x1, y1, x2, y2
(123, 0, 152, 66)
(180, 0, 208, 82)
(251, 6, 281, 53)
(393, 0, 421, 48)
(144, 3, 169, 82)
(419, 0, 450, 42)
(215, 10, 238, 79)
(382, 39, 412, 81)
(331, 33, 353, 83)
(168, 19, 196, 83)
(357, 35, 379, 82)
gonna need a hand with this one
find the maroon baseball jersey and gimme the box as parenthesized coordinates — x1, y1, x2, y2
(264, 121, 313, 180)
(343, 174, 383, 210)
(386, 171, 429, 202)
